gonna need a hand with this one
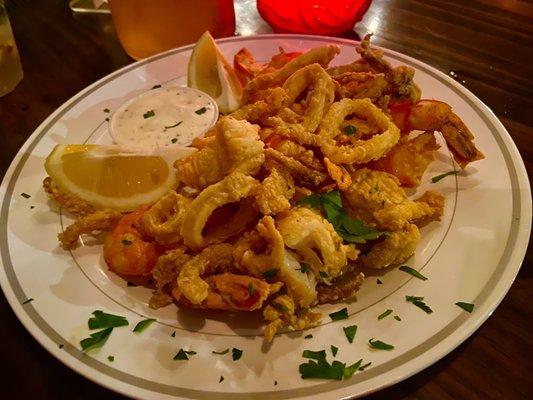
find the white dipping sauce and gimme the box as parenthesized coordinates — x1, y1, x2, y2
(110, 86, 218, 150)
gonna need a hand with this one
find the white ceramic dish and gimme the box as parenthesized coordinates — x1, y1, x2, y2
(0, 35, 530, 400)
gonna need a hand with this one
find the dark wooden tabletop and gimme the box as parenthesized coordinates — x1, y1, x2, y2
(1, 0, 531, 399)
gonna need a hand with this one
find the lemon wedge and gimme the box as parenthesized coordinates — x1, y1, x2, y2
(44, 145, 196, 212)
(188, 31, 243, 114)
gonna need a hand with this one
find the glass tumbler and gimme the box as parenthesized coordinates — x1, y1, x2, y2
(108, 0, 236, 60)
(0, 1, 23, 97)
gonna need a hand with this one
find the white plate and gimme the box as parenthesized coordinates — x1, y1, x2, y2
(0, 35, 530, 400)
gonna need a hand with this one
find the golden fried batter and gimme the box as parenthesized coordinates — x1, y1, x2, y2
(58, 209, 122, 249)
(255, 168, 295, 215)
(43, 177, 96, 216)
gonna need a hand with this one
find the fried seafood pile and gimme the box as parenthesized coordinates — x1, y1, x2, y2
(44, 36, 483, 342)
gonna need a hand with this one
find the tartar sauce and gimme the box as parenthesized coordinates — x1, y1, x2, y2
(110, 86, 218, 150)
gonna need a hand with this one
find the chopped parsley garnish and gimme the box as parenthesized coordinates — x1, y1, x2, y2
(21, 192, 31, 199)
(406, 296, 433, 313)
(296, 263, 311, 273)
(22, 298, 34, 304)
(58, 344, 64, 349)
(377, 278, 383, 284)
(80, 327, 113, 351)
(219, 376, 224, 383)
(399, 265, 428, 280)
(195, 107, 207, 115)
(143, 110, 155, 119)
(331, 345, 338, 357)
(368, 338, 394, 350)
(103, 108, 110, 113)
(212, 348, 229, 355)
(343, 325, 357, 343)
(133, 318, 156, 333)
(152, 84, 161, 89)
(173, 349, 191, 360)
(248, 282, 255, 296)
(299, 359, 344, 380)
(378, 309, 393, 320)
(302, 349, 326, 361)
(165, 121, 183, 130)
(107, 355, 114, 362)
(261, 269, 279, 279)
(121, 239, 133, 246)
(298, 190, 387, 243)
(88, 310, 129, 329)
(343, 359, 362, 379)
(329, 307, 348, 321)
(273, 302, 289, 313)
(359, 362, 372, 371)
(343, 125, 357, 136)
(127, 281, 137, 287)
(431, 170, 458, 183)
(394, 315, 402, 321)
(171, 138, 178, 144)
(274, 380, 278, 386)
(319, 271, 329, 278)
(304, 334, 313, 339)
(456, 302, 474, 313)
(171, 331, 176, 337)
(105, 117, 110, 121)
(30, 206, 35, 209)
(232, 348, 243, 361)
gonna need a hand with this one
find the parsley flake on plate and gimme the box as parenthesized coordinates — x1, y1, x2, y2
(126, 281, 137, 287)
(394, 315, 402, 321)
(431, 170, 458, 183)
(343, 325, 357, 343)
(304, 334, 313, 339)
(107, 355, 114, 362)
(151, 84, 161, 89)
(406, 296, 433, 313)
(456, 302, 474, 313)
(377, 278, 383, 284)
(80, 327, 113, 352)
(133, 318, 156, 333)
(331, 345, 338, 357)
(302, 349, 326, 361)
(343, 359, 362, 379)
(359, 361, 372, 371)
(368, 338, 394, 350)
(378, 309, 393, 320)
(329, 307, 348, 321)
(88, 310, 129, 329)
(219, 376, 224, 383)
(173, 349, 191, 360)
(103, 108, 110, 113)
(171, 331, 176, 337)
(171, 138, 178, 144)
(195, 107, 207, 115)
(212, 348, 229, 355)
(21, 192, 31, 199)
(22, 298, 34, 304)
(232, 348, 243, 361)
(399, 265, 428, 280)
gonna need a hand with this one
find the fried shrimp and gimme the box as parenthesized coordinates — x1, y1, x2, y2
(58, 209, 122, 249)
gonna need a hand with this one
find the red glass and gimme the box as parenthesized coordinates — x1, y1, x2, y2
(257, 0, 372, 35)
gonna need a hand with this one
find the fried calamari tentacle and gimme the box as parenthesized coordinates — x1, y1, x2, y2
(149, 246, 191, 309)
(317, 272, 365, 304)
(174, 117, 265, 190)
(138, 191, 191, 245)
(58, 209, 122, 249)
(242, 45, 340, 103)
(324, 157, 352, 190)
(265, 148, 327, 186)
(255, 168, 295, 215)
(180, 172, 260, 251)
(265, 135, 323, 170)
(276, 207, 359, 280)
(43, 177, 96, 216)
(319, 99, 400, 165)
(360, 224, 420, 269)
(332, 72, 388, 100)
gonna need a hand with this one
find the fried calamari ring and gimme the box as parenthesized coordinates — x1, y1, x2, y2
(138, 191, 192, 245)
(180, 172, 260, 251)
(242, 45, 340, 103)
(174, 243, 235, 304)
(319, 98, 400, 164)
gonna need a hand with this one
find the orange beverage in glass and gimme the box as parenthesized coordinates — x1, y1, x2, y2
(108, 0, 236, 60)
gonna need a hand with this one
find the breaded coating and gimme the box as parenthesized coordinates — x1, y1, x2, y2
(333, 72, 388, 100)
(317, 272, 365, 304)
(255, 168, 295, 215)
(43, 177, 96, 216)
(174, 117, 265, 190)
(138, 191, 191, 245)
(265, 148, 327, 186)
(58, 209, 122, 249)
(149, 247, 191, 309)
(360, 224, 421, 269)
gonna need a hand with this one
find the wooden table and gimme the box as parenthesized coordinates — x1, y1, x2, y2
(1, 0, 531, 398)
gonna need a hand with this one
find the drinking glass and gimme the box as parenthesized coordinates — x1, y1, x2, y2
(108, 0, 236, 60)
(0, 1, 23, 97)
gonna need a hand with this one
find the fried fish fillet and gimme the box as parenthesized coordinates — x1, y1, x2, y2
(174, 117, 265, 190)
